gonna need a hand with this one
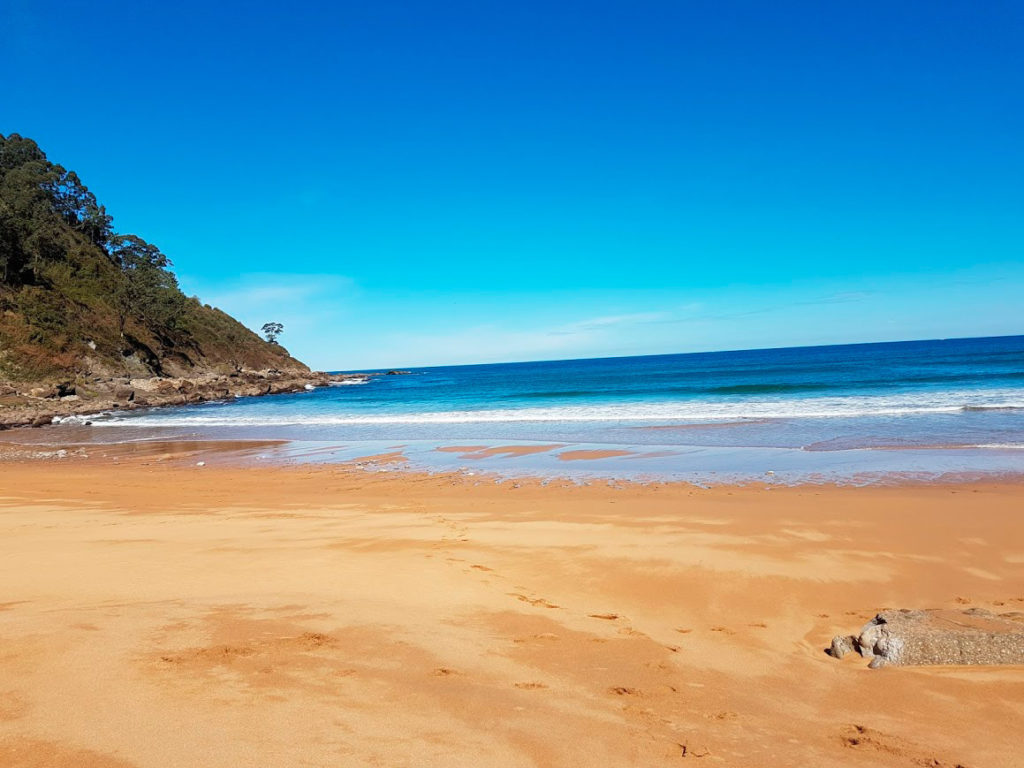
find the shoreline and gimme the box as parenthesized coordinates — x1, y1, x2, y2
(0, 370, 374, 430)
(4, 429, 1023, 488)
(0, 460, 1021, 766)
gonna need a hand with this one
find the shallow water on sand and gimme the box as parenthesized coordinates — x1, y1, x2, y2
(32, 335, 1024, 482)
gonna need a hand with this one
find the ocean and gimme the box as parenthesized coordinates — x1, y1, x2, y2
(56, 335, 1024, 483)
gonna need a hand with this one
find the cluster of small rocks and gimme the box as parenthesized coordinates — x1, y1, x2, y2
(0, 370, 364, 430)
(0, 447, 83, 461)
(829, 608, 1024, 668)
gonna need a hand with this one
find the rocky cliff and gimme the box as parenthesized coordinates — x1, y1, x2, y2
(0, 133, 333, 427)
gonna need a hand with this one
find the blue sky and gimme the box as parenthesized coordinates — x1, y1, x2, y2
(2, 1, 1021, 369)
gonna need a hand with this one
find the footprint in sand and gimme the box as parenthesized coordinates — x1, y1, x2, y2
(617, 627, 648, 638)
(839, 724, 969, 767)
(709, 626, 735, 635)
(705, 710, 737, 721)
(513, 682, 549, 690)
(588, 612, 621, 620)
(158, 632, 337, 666)
(678, 743, 711, 758)
(609, 686, 639, 696)
(470, 564, 493, 572)
(512, 632, 559, 644)
(675, 628, 693, 634)
(509, 593, 560, 609)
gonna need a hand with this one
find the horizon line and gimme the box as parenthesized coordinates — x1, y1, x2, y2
(331, 332, 1024, 374)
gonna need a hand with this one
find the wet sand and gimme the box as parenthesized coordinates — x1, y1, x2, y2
(557, 449, 635, 461)
(434, 444, 568, 460)
(1, 455, 1022, 767)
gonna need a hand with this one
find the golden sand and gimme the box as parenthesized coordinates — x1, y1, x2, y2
(0, 456, 1021, 766)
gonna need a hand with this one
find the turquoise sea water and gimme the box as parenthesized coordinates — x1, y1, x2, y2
(58, 335, 1024, 483)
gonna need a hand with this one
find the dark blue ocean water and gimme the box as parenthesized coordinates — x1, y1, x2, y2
(80, 335, 1024, 481)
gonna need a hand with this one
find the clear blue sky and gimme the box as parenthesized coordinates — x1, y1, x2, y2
(3, 0, 1021, 369)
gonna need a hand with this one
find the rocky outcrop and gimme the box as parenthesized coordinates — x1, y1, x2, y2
(0, 370, 366, 429)
(828, 608, 1024, 668)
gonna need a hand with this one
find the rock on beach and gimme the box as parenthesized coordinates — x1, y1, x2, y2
(828, 608, 1024, 668)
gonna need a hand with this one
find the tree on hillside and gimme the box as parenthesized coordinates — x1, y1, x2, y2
(0, 133, 113, 283)
(109, 234, 185, 335)
(261, 322, 283, 344)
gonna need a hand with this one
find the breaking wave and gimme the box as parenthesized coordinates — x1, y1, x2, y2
(91, 388, 1024, 427)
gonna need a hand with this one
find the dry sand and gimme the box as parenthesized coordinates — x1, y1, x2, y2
(0, 455, 1022, 767)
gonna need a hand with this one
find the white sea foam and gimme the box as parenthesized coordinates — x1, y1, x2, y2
(89, 388, 1024, 427)
(52, 413, 105, 425)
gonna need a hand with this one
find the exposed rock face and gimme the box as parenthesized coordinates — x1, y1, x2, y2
(828, 608, 1024, 668)
(0, 371, 366, 429)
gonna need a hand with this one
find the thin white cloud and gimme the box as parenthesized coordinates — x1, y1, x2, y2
(368, 310, 682, 367)
(174, 273, 357, 367)
(548, 311, 673, 336)
(187, 273, 355, 314)
(167, 278, 886, 370)
(375, 324, 582, 368)
(679, 290, 874, 322)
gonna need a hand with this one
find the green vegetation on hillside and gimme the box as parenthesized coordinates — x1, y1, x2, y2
(0, 134, 306, 383)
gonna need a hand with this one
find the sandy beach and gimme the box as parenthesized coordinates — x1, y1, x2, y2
(5, 0, 1023, 762)
(0, 453, 1021, 767)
